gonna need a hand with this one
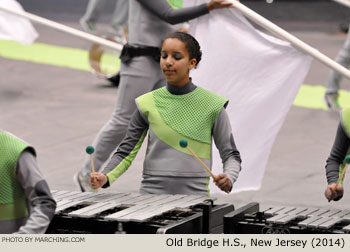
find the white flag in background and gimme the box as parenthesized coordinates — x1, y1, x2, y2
(0, 0, 38, 44)
(185, 1, 312, 193)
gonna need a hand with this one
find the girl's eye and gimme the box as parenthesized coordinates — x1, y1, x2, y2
(161, 52, 168, 59)
(173, 53, 183, 60)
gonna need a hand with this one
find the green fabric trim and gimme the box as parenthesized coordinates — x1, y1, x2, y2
(342, 107, 350, 137)
(338, 148, 350, 185)
(152, 87, 227, 144)
(0, 199, 28, 221)
(339, 108, 350, 184)
(167, 0, 183, 9)
(107, 130, 147, 184)
(137, 92, 211, 159)
(206, 177, 210, 197)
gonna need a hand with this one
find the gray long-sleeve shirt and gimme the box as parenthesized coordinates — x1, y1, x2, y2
(325, 122, 350, 184)
(103, 81, 242, 195)
(0, 150, 56, 234)
(129, 0, 209, 47)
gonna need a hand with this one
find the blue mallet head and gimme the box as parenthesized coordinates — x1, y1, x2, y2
(179, 139, 188, 148)
(345, 155, 350, 164)
(86, 145, 95, 155)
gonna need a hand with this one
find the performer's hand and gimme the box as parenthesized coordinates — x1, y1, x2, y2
(207, 0, 235, 11)
(324, 183, 344, 202)
(214, 173, 232, 193)
(89, 172, 108, 189)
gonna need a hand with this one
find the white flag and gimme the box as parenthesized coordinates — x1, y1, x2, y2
(185, 1, 312, 193)
(0, 0, 38, 44)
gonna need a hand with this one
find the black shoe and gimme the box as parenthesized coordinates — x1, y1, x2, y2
(107, 72, 120, 87)
(324, 93, 341, 111)
(339, 23, 349, 34)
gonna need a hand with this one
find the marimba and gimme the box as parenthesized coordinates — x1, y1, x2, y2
(46, 190, 234, 234)
(224, 202, 350, 234)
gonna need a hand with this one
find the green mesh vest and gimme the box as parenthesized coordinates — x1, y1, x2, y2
(0, 131, 29, 221)
(137, 87, 227, 158)
(339, 107, 350, 185)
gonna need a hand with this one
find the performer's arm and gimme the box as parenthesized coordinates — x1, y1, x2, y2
(212, 108, 242, 192)
(91, 110, 149, 189)
(324, 122, 350, 201)
(137, 0, 209, 25)
(325, 122, 350, 184)
(15, 150, 56, 234)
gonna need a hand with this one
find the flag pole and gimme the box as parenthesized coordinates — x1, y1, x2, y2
(0, 5, 122, 52)
(231, 0, 350, 80)
(331, 0, 350, 8)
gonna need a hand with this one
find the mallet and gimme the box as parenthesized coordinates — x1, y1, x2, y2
(86, 145, 97, 192)
(86, 145, 96, 173)
(336, 155, 350, 187)
(179, 139, 217, 181)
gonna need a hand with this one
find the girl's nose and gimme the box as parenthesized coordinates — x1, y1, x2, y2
(165, 57, 173, 66)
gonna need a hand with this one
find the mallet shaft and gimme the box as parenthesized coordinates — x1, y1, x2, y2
(185, 146, 217, 180)
(90, 154, 96, 173)
(336, 164, 349, 186)
(89, 154, 98, 192)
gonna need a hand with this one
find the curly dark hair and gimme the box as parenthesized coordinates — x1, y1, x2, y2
(161, 32, 202, 67)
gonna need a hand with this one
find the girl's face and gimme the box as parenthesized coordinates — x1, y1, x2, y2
(160, 38, 197, 86)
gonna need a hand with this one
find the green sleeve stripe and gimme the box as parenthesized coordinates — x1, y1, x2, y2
(167, 0, 183, 9)
(339, 108, 350, 184)
(137, 92, 211, 159)
(341, 107, 350, 138)
(339, 148, 350, 185)
(107, 130, 148, 184)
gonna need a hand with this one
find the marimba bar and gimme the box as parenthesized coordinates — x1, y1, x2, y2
(224, 203, 350, 234)
(47, 190, 234, 234)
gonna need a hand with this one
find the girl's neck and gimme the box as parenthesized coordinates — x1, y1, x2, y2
(166, 79, 197, 95)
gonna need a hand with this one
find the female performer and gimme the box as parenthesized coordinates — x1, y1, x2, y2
(74, 0, 235, 192)
(89, 32, 241, 196)
(0, 130, 56, 233)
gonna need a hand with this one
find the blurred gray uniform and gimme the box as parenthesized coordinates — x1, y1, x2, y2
(326, 24, 350, 95)
(78, 0, 211, 188)
(0, 131, 56, 234)
(80, 0, 128, 36)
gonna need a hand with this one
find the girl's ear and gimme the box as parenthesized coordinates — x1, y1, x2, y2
(189, 58, 197, 70)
